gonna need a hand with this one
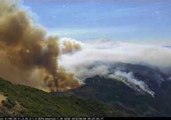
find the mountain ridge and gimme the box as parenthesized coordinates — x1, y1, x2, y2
(67, 62, 171, 117)
(0, 77, 133, 117)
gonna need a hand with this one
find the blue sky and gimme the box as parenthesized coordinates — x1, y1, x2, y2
(23, 0, 171, 44)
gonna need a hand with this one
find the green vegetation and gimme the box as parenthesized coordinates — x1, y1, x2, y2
(0, 78, 128, 117)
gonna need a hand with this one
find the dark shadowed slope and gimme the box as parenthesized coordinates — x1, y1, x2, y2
(68, 63, 171, 117)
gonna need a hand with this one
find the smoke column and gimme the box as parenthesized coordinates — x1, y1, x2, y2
(0, 0, 80, 92)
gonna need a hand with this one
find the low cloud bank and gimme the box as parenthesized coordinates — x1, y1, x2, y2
(59, 38, 171, 96)
(59, 39, 171, 70)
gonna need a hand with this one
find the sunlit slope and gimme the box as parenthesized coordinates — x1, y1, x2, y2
(0, 77, 131, 117)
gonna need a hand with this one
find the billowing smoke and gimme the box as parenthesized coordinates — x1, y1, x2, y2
(0, 0, 80, 92)
(1, 0, 171, 95)
(59, 37, 82, 54)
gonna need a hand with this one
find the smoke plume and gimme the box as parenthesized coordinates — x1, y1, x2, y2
(59, 37, 82, 54)
(108, 71, 155, 97)
(0, 0, 80, 92)
(1, 0, 171, 94)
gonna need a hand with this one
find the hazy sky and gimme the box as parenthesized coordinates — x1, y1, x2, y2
(23, 0, 171, 44)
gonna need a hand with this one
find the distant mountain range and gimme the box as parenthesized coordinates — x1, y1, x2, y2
(1, 62, 171, 117)
(67, 62, 171, 117)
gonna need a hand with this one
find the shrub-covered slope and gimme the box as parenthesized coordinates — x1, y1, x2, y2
(0, 77, 131, 117)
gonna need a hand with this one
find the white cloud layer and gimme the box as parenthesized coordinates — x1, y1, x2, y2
(58, 38, 171, 96)
(59, 38, 171, 69)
